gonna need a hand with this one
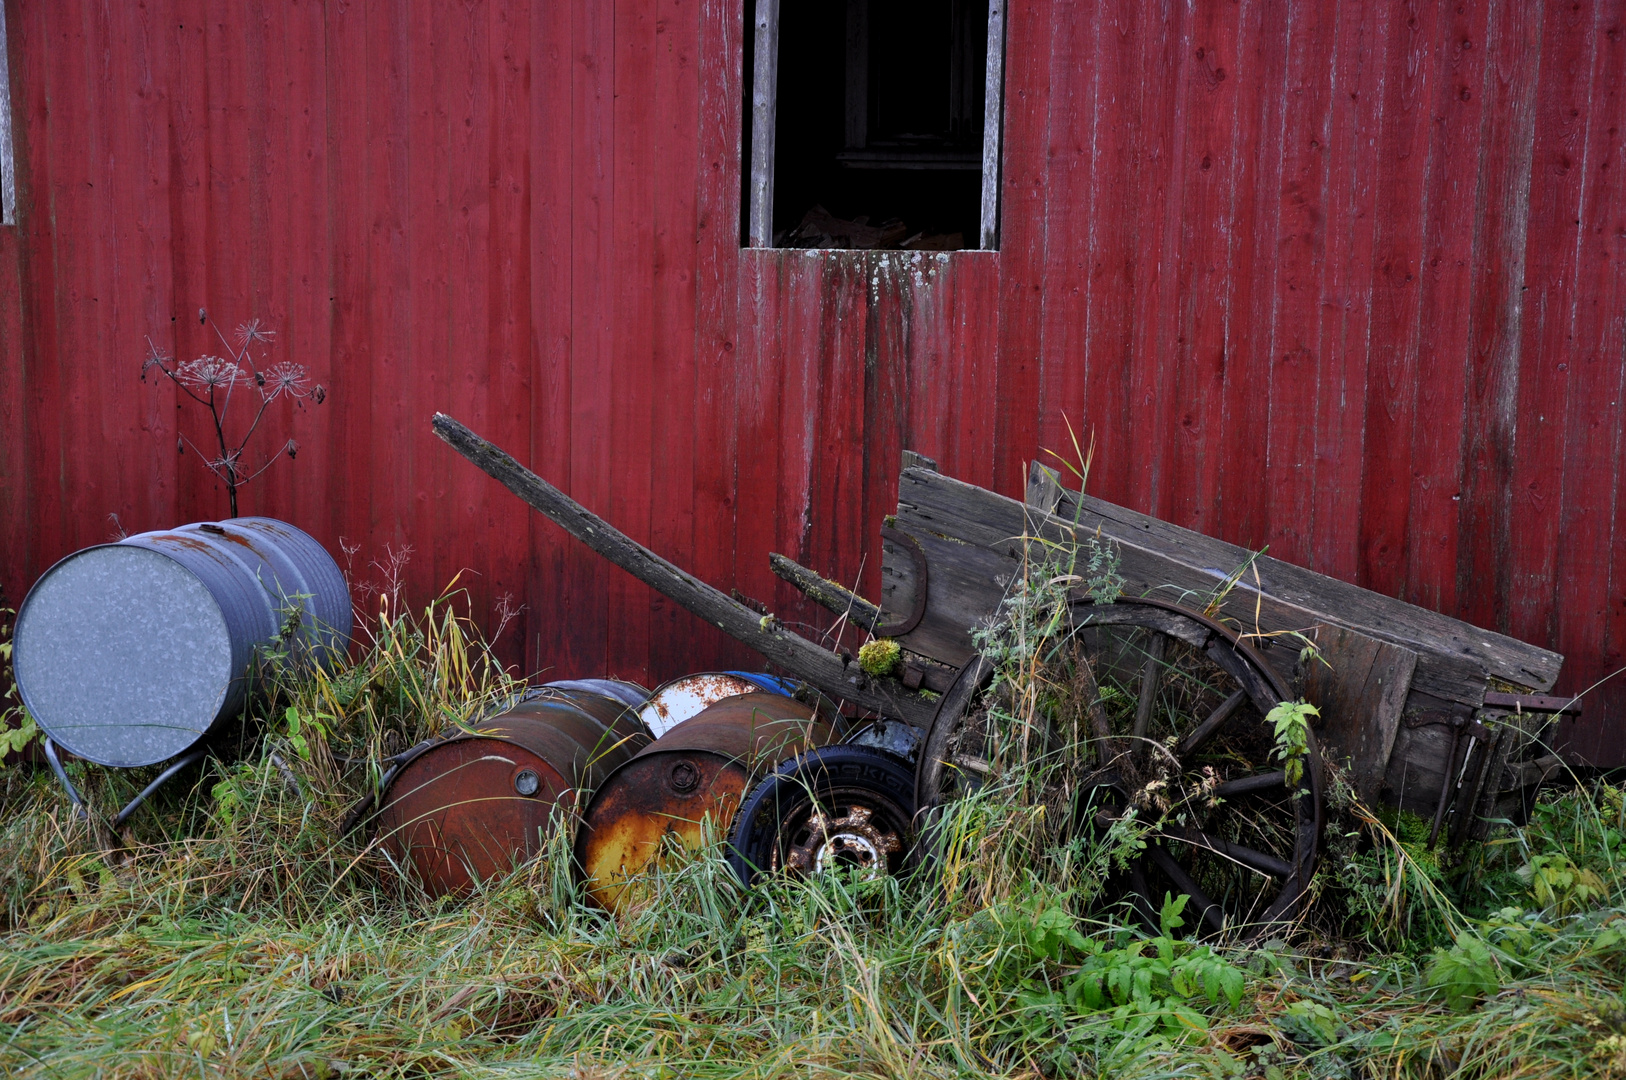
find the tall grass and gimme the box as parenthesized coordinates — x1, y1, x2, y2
(1, 570, 1623, 1078)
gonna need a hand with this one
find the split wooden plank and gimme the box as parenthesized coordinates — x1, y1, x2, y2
(433, 413, 939, 730)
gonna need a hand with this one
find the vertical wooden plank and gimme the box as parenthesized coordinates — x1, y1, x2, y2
(1455, 0, 1543, 632)
(0, 0, 14, 227)
(773, 252, 824, 608)
(1358, 0, 1439, 597)
(1080, 0, 1143, 509)
(861, 254, 910, 602)
(1165, 0, 1238, 534)
(403, 0, 449, 605)
(0, 0, 32, 606)
(607, 0, 657, 682)
(803, 255, 865, 617)
(485, 0, 533, 670)
(530, 0, 577, 675)
(979, 0, 1006, 249)
(1310, 3, 1386, 582)
(646, 0, 703, 682)
(1505, 0, 1595, 649)
(990, 0, 1049, 498)
(1215, 0, 1285, 552)
(1557, 6, 1626, 760)
(692, 0, 749, 670)
(322, 0, 372, 577)
(733, 252, 786, 616)
(1405, 0, 1490, 615)
(1034, 0, 1097, 466)
(38, 1, 102, 547)
(1131, 0, 1184, 523)
(949, 254, 1000, 488)
(901, 252, 956, 470)
(747, 0, 777, 246)
(565, 0, 616, 676)
(1263, 0, 1334, 567)
(363, 1, 410, 576)
(95, 2, 175, 538)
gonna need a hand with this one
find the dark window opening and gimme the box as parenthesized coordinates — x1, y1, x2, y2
(743, 0, 1004, 251)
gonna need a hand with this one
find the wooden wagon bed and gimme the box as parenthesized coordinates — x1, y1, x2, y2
(434, 414, 1575, 846)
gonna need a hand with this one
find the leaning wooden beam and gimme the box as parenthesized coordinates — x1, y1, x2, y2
(431, 413, 940, 729)
(768, 552, 885, 631)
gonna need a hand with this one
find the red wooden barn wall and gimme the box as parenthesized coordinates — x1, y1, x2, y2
(2, 1, 1624, 757)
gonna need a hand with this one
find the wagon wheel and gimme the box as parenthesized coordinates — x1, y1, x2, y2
(915, 596, 1323, 939)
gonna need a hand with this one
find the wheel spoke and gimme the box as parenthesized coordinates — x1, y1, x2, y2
(1148, 845, 1226, 934)
(1131, 635, 1167, 748)
(1127, 857, 1161, 930)
(1213, 770, 1286, 799)
(1176, 689, 1248, 758)
(1178, 828, 1293, 878)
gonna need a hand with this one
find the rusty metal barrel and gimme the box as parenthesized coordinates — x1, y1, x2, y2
(375, 686, 651, 896)
(12, 517, 351, 768)
(637, 671, 810, 736)
(576, 692, 836, 912)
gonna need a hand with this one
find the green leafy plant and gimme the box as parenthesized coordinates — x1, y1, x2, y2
(1518, 852, 1607, 914)
(0, 606, 37, 757)
(1424, 935, 1499, 1012)
(1266, 700, 1318, 786)
(1276, 999, 1345, 1048)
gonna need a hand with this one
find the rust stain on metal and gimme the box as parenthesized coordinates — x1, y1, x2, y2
(376, 694, 651, 897)
(576, 693, 835, 912)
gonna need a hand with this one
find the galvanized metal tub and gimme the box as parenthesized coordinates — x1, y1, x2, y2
(375, 690, 652, 896)
(12, 517, 351, 768)
(576, 692, 836, 912)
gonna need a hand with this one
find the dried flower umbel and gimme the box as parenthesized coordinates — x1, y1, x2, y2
(142, 313, 327, 517)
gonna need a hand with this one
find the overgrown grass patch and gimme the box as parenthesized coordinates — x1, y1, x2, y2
(1, 587, 1623, 1078)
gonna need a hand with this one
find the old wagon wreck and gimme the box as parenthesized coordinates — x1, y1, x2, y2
(379, 414, 1577, 936)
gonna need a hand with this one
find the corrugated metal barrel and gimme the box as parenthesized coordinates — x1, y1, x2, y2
(376, 687, 651, 896)
(12, 517, 351, 768)
(576, 692, 836, 912)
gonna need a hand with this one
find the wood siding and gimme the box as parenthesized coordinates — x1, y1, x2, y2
(1, 1, 1623, 758)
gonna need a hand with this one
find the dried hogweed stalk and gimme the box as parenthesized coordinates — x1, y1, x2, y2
(142, 310, 328, 517)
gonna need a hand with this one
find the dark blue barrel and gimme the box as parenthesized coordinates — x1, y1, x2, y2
(12, 517, 351, 768)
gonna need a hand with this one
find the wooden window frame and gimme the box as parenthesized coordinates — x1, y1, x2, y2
(0, 1, 14, 226)
(747, 0, 1006, 251)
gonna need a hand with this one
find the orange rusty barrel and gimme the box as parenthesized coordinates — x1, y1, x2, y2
(575, 692, 837, 912)
(376, 686, 651, 896)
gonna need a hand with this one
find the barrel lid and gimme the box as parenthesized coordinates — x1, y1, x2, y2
(14, 545, 232, 767)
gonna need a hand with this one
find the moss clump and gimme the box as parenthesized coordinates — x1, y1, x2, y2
(858, 638, 901, 677)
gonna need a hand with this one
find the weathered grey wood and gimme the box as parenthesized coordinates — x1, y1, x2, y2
(900, 449, 938, 473)
(979, 0, 1004, 249)
(880, 524, 1018, 668)
(1379, 691, 1480, 818)
(1024, 459, 1063, 515)
(0, 1, 15, 226)
(1033, 463, 1561, 692)
(748, 0, 780, 247)
(1302, 626, 1418, 807)
(901, 465, 1525, 707)
(432, 413, 939, 729)
(769, 551, 884, 629)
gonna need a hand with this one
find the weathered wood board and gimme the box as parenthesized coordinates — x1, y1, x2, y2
(877, 462, 1561, 720)
(1027, 462, 1562, 693)
(1302, 626, 1418, 808)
